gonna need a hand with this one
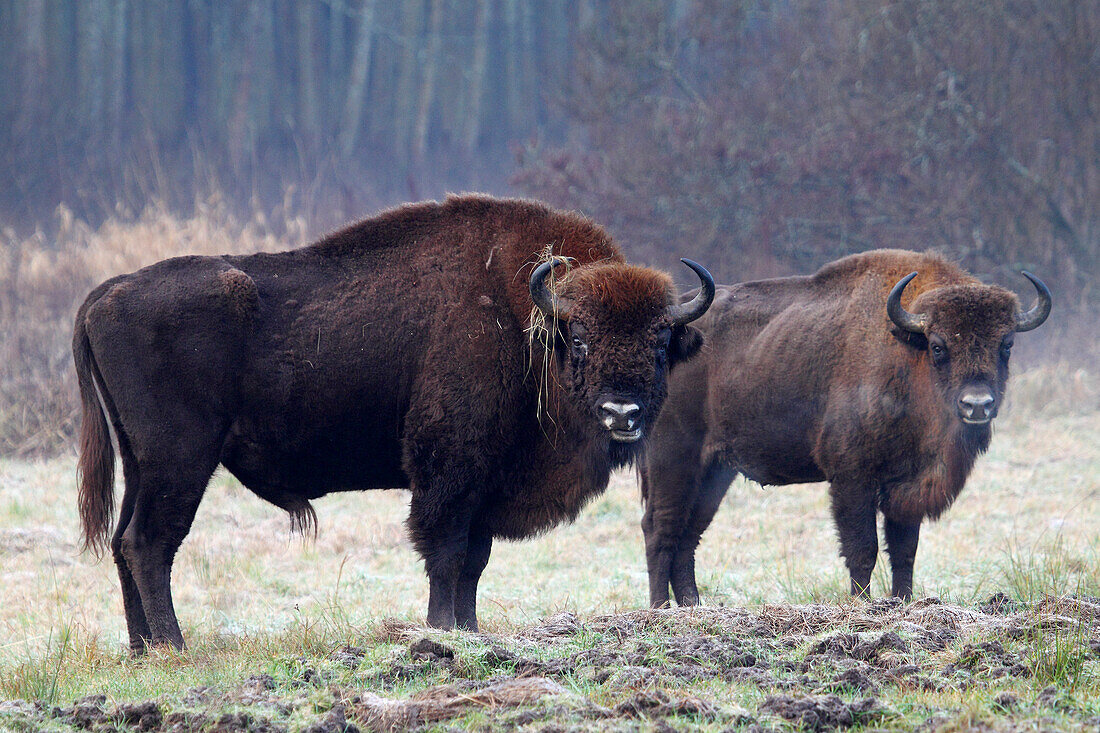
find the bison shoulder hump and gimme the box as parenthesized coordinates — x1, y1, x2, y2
(218, 267, 260, 319)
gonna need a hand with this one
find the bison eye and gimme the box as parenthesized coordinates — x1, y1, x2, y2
(929, 338, 949, 366)
(1000, 340, 1013, 360)
(571, 336, 587, 354)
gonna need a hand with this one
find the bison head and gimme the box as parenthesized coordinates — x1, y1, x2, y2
(887, 271, 1051, 427)
(530, 258, 713, 457)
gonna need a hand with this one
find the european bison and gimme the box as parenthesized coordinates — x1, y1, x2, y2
(74, 194, 714, 652)
(641, 249, 1050, 606)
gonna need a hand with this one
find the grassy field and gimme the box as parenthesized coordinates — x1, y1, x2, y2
(0, 387, 1098, 731)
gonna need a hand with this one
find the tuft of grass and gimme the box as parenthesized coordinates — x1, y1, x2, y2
(0, 623, 73, 705)
(1028, 616, 1092, 691)
(1000, 535, 1100, 602)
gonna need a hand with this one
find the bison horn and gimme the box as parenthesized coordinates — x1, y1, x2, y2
(529, 257, 575, 320)
(667, 258, 716, 326)
(1014, 271, 1052, 332)
(886, 271, 929, 333)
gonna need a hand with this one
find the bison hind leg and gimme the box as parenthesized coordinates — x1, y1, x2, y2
(120, 452, 222, 652)
(112, 441, 153, 654)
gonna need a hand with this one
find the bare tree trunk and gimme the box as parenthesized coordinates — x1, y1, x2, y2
(297, 1, 318, 143)
(412, 0, 445, 162)
(78, 1, 106, 141)
(15, 0, 46, 136)
(393, 1, 425, 172)
(503, 0, 520, 131)
(228, 3, 262, 174)
(339, 0, 377, 156)
(463, 0, 490, 153)
(326, 0, 346, 123)
(518, 1, 535, 130)
(109, 0, 128, 150)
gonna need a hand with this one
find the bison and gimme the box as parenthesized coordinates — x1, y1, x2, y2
(74, 194, 715, 652)
(641, 249, 1050, 606)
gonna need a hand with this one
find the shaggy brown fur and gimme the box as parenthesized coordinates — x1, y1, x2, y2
(74, 194, 711, 653)
(641, 249, 1049, 607)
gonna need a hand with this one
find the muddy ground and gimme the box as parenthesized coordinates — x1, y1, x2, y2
(2, 595, 1098, 732)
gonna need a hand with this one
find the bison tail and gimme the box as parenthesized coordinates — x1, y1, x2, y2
(73, 313, 115, 557)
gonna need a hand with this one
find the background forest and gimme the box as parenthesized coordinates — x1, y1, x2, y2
(1, 0, 1098, 454)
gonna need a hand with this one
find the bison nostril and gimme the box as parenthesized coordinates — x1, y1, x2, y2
(958, 391, 995, 422)
(599, 401, 641, 429)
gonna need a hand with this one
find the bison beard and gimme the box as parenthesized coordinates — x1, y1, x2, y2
(641, 249, 1050, 606)
(73, 194, 713, 653)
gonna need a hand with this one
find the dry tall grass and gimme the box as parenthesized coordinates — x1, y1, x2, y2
(0, 198, 308, 455)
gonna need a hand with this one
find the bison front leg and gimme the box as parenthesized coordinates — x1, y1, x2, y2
(828, 480, 878, 598)
(407, 492, 476, 630)
(454, 522, 492, 631)
(671, 463, 736, 606)
(642, 460, 733, 608)
(884, 517, 920, 600)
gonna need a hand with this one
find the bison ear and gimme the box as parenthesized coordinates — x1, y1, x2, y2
(670, 325, 704, 365)
(891, 327, 928, 351)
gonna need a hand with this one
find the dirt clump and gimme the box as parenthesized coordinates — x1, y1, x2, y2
(300, 703, 360, 733)
(54, 694, 109, 730)
(660, 635, 758, 669)
(205, 710, 287, 732)
(51, 697, 163, 732)
(520, 611, 585, 640)
(162, 710, 211, 732)
(349, 676, 570, 731)
(331, 645, 366, 669)
(182, 686, 213, 706)
(408, 637, 454, 661)
(820, 665, 879, 694)
(613, 689, 722, 721)
(111, 701, 162, 731)
(808, 630, 907, 665)
(981, 592, 1023, 615)
(945, 640, 1030, 679)
(1035, 685, 1078, 714)
(759, 693, 885, 730)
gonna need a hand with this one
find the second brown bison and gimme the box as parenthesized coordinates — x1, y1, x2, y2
(74, 194, 714, 652)
(642, 249, 1050, 606)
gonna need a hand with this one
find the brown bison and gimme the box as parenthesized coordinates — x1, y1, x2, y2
(74, 194, 715, 652)
(641, 249, 1050, 606)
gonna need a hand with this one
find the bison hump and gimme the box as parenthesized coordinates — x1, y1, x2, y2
(218, 267, 260, 319)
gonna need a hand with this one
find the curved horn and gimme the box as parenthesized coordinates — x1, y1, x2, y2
(886, 271, 929, 334)
(667, 258, 716, 326)
(529, 257, 574, 320)
(1014, 271, 1052, 332)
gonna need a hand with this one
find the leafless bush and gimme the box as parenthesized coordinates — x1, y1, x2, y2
(515, 0, 1099, 330)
